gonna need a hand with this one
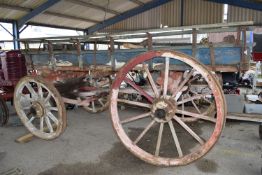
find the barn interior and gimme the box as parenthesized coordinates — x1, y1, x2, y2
(0, 0, 261, 175)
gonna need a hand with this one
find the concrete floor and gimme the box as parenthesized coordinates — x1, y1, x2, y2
(0, 106, 261, 175)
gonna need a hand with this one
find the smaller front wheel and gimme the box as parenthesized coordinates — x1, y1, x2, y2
(14, 76, 67, 140)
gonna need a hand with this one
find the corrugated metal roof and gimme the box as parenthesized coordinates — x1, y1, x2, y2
(1, 0, 47, 9)
(102, 0, 223, 32)
(0, 0, 258, 32)
(102, 0, 182, 32)
(102, 5, 162, 32)
(183, 0, 223, 26)
(89, 0, 139, 13)
(47, 1, 115, 22)
(228, 5, 262, 24)
(30, 14, 94, 29)
(0, 0, 152, 30)
(0, 8, 26, 20)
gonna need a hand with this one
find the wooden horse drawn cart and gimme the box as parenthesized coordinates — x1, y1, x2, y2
(13, 49, 226, 166)
(9, 22, 258, 166)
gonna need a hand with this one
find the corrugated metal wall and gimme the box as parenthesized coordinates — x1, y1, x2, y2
(102, 0, 223, 32)
(182, 0, 223, 26)
(102, 0, 181, 32)
(228, 5, 262, 24)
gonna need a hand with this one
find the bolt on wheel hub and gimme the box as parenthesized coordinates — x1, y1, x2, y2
(31, 101, 45, 118)
(151, 98, 177, 123)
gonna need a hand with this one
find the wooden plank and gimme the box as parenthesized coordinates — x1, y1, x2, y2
(15, 124, 57, 143)
(154, 64, 238, 72)
(227, 113, 262, 122)
(15, 133, 35, 143)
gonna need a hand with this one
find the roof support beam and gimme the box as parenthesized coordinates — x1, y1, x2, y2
(65, 0, 120, 15)
(86, 0, 172, 34)
(17, 0, 62, 28)
(27, 22, 84, 31)
(0, 24, 13, 37)
(207, 0, 262, 11)
(0, 3, 98, 28)
(129, 0, 145, 6)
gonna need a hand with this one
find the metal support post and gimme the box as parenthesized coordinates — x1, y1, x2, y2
(192, 28, 197, 58)
(147, 33, 153, 70)
(76, 39, 83, 69)
(110, 37, 115, 71)
(12, 21, 20, 50)
(48, 41, 56, 69)
(93, 40, 97, 68)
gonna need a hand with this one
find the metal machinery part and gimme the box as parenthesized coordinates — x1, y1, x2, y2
(0, 50, 27, 126)
(110, 50, 226, 166)
(0, 96, 8, 126)
(14, 76, 66, 140)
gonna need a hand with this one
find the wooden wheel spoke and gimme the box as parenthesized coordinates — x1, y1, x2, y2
(117, 99, 151, 108)
(48, 107, 58, 111)
(124, 77, 153, 103)
(19, 94, 32, 101)
(177, 93, 210, 105)
(98, 99, 105, 107)
(143, 64, 159, 98)
(44, 116, 54, 133)
(188, 75, 199, 84)
(173, 115, 205, 145)
(27, 116, 35, 124)
(134, 120, 155, 144)
(172, 70, 194, 97)
(163, 57, 170, 97)
(185, 93, 201, 114)
(44, 92, 52, 104)
(168, 121, 183, 157)
(37, 83, 43, 99)
(190, 90, 212, 104)
(191, 99, 201, 114)
(91, 101, 97, 112)
(25, 83, 37, 98)
(155, 123, 164, 156)
(181, 95, 184, 119)
(47, 112, 59, 126)
(23, 106, 31, 110)
(121, 112, 151, 124)
(40, 117, 44, 132)
(176, 109, 216, 123)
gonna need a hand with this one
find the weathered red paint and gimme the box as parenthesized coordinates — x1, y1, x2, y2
(110, 50, 226, 166)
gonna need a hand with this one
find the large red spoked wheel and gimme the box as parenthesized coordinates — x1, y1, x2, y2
(110, 50, 226, 166)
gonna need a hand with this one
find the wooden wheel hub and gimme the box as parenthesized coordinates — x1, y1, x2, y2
(31, 101, 45, 118)
(151, 98, 176, 123)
